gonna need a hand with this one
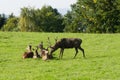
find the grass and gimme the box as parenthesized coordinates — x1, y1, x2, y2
(0, 32, 120, 80)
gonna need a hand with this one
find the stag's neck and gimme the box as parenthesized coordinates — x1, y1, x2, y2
(50, 46, 58, 54)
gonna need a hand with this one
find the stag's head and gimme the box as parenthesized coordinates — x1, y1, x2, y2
(47, 37, 59, 59)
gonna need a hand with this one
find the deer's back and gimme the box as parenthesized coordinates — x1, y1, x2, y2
(59, 38, 82, 48)
(23, 52, 34, 58)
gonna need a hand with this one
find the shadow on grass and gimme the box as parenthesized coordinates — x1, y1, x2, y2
(87, 55, 108, 59)
(48, 56, 87, 61)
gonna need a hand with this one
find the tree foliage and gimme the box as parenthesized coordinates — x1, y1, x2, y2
(19, 7, 36, 31)
(63, 0, 120, 33)
(1, 1, 120, 33)
(0, 14, 7, 30)
(19, 6, 64, 32)
(2, 14, 19, 31)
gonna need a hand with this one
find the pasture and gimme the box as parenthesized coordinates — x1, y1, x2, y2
(0, 32, 120, 80)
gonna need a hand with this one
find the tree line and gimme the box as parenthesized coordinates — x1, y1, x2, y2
(0, 0, 120, 33)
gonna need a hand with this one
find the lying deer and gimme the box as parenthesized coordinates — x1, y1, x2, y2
(49, 38, 85, 59)
(38, 42, 49, 60)
(33, 46, 40, 58)
(22, 45, 34, 59)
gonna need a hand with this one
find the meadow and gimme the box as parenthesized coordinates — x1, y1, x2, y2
(0, 32, 120, 80)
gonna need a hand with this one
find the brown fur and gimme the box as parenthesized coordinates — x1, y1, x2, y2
(23, 52, 34, 59)
(49, 38, 85, 59)
(38, 42, 49, 60)
(22, 45, 34, 59)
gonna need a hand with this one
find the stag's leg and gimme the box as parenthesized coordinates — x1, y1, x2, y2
(61, 49, 64, 59)
(73, 48, 78, 58)
(59, 49, 62, 59)
(59, 49, 64, 59)
(79, 46, 85, 58)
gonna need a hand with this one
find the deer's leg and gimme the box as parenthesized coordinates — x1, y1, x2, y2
(59, 48, 64, 59)
(59, 49, 62, 59)
(79, 46, 85, 58)
(73, 48, 78, 58)
(61, 49, 64, 59)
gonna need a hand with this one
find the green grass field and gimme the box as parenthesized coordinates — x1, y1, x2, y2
(0, 32, 120, 80)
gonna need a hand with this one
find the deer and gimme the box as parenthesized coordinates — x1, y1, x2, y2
(48, 38, 85, 59)
(38, 42, 49, 60)
(22, 45, 34, 59)
(33, 46, 40, 58)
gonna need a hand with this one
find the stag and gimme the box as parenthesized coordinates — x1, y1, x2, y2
(49, 38, 85, 59)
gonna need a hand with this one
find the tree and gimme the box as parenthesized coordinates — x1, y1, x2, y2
(19, 6, 64, 32)
(0, 14, 7, 30)
(19, 7, 36, 31)
(97, 0, 120, 33)
(63, 0, 120, 33)
(2, 17, 19, 31)
(63, 11, 75, 32)
(39, 6, 64, 32)
(63, 7, 84, 32)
